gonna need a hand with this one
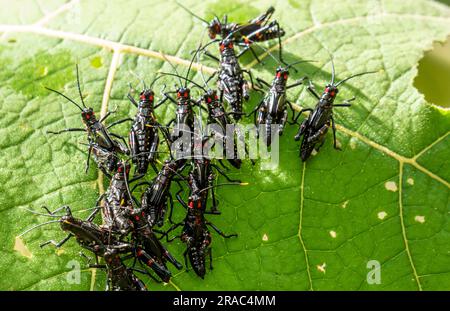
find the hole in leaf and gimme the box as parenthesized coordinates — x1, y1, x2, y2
(414, 36, 450, 108)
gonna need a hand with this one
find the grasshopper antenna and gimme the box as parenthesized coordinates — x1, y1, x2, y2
(129, 70, 148, 90)
(248, 39, 280, 64)
(158, 72, 206, 92)
(161, 54, 183, 87)
(75, 65, 87, 108)
(176, 1, 209, 25)
(335, 70, 378, 87)
(18, 220, 61, 237)
(45, 87, 84, 111)
(184, 30, 207, 88)
(23, 208, 63, 218)
(329, 53, 336, 85)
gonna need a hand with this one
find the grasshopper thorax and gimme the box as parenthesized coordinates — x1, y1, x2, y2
(219, 39, 234, 53)
(203, 89, 219, 107)
(176, 87, 191, 104)
(81, 107, 97, 127)
(320, 84, 339, 106)
(275, 67, 289, 84)
(138, 89, 155, 115)
(115, 161, 131, 180)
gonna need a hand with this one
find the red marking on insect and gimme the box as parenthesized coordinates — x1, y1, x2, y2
(149, 95, 154, 101)
(228, 42, 233, 49)
(214, 95, 218, 100)
(330, 91, 335, 97)
(147, 260, 153, 266)
(135, 215, 140, 221)
(220, 44, 225, 52)
(207, 97, 212, 103)
(137, 249, 143, 256)
(184, 92, 188, 98)
(276, 72, 281, 78)
(177, 92, 181, 98)
(325, 87, 330, 93)
(197, 202, 201, 209)
(284, 73, 288, 80)
(189, 202, 194, 209)
(140, 94, 145, 100)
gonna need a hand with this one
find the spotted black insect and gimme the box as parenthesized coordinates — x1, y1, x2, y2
(186, 147, 244, 215)
(193, 65, 245, 169)
(106, 77, 173, 178)
(101, 161, 135, 235)
(199, 31, 256, 121)
(19, 205, 160, 291)
(294, 58, 377, 160)
(164, 180, 240, 279)
(178, 2, 285, 62)
(45, 65, 128, 178)
(101, 159, 181, 281)
(249, 47, 313, 146)
(131, 159, 184, 228)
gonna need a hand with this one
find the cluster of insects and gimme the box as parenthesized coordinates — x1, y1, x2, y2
(20, 5, 376, 290)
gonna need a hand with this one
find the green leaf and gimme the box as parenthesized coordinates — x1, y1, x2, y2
(0, 0, 449, 291)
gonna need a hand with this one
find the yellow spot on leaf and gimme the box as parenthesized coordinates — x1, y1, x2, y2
(311, 149, 318, 156)
(378, 211, 387, 220)
(14, 236, 32, 259)
(415, 215, 425, 223)
(90, 56, 103, 68)
(349, 138, 357, 150)
(317, 262, 326, 273)
(407, 178, 414, 185)
(385, 181, 398, 192)
(56, 249, 65, 256)
(329, 231, 337, 238)
(262, 234, 269, 241)
(341, 200, 349, 208)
